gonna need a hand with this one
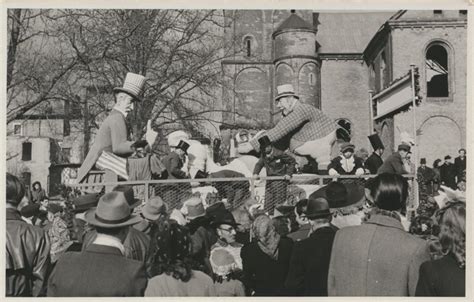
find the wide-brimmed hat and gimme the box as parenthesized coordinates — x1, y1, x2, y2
(72, 193, 101, 213)
(340, 142, 355, 153)
(368, 133, 384, 150)
(113, 72, 146, 102)
(310, 181, 365, 209)
(46, 203, 63, 214)
(305, 197, 331, 219)
(184, 196, 206, 220)
(398, 143, 411, 152)
(142, 196, 168, 221)
(206, 201, 227, 220)
(113, 185, 141, 208)
(275, 84, 300, 101)
(85, 191, 142, 228)
(211, 209, 240, 228)
(176, 140, 190, 154)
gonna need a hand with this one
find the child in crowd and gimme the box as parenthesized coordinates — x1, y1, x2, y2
(210, 247, 245, 296)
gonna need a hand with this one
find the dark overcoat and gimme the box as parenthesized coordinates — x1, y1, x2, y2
(47, 244, 147, 296)
(285, 225, 338, 296)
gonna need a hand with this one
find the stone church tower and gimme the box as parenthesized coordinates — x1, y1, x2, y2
(273, 10, 321, 109)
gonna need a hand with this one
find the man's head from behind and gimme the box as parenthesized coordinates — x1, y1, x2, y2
(370, 173, 408, 212)
(6, 173, 25, 207)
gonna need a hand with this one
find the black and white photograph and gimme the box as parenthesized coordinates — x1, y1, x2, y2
(4, 2, 470, 298)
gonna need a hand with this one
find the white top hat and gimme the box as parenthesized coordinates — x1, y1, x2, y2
(113, 72, 146, 102)
(275, 84, 299, 101)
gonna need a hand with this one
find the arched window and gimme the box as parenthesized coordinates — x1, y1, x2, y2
(426, 43, 449, 98)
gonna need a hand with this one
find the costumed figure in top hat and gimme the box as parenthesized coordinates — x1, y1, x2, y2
(76, 73, 162, 185)
(253, 137, 296, 215)
(366, 133, 385, 174)
(157, 140, 192, 208)
(238, 84, 351, 175)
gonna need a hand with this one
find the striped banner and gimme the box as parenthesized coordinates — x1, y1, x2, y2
(96, 151, 129, 180)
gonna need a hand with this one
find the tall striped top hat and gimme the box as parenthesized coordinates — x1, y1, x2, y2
(275, 84, 300, 101)
(113, 72, 146, 102)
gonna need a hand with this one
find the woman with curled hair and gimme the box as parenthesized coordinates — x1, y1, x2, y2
(145, 217, 216, 296)
(240, 214, 293, 296)
(416, 202, 465, 296)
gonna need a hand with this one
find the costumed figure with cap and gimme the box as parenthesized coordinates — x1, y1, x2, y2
(81, 186, 150, 264)
(377, 143, 411, 175)
(76, 72, 160, 184)
(366, 133, 385, 174)
(253, 136, 297, 215)
(328, 142, 365, 177)
(310, 181, 368, 229)
(210, 247, 246, 296)
(158, 139, 192, 207)
(238, 84, 350, 175)
(47, 191, 147, 297)
(285, 196, 338, 296)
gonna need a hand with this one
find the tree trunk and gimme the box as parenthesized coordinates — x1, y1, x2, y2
(7, 9, 21, 88)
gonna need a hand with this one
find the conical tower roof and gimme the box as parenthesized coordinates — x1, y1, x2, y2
(275, 10, 313, 33)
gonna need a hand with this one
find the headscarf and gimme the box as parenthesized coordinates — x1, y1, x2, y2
(252, 215, 280, 260)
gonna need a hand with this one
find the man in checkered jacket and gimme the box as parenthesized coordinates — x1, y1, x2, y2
(239, 84, 346, 174)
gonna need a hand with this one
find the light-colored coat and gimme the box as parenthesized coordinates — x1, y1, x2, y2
(327, 214, 430, 296)
(76, 110, 134, 183)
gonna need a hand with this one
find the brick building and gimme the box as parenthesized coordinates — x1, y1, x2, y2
(222, 9, 467, 165)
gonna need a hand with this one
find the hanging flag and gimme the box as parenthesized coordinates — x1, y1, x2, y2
(426, 59, 447, 81)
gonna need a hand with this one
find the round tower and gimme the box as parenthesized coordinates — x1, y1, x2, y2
(273, 10, 321, 108)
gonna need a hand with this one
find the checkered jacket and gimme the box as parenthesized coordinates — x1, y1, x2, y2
(250, 102, 336, 151)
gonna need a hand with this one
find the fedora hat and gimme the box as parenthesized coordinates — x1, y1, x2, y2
(340, 142, 355, 153)
(85, 191, 142, 228)
(176, 140, 190, 154)
(113, 72, 146, 102)
(211, 209, 240, 228)
(142, 196, 168, 221)
(305, 197, 331, 219)
(368, 133, 384, 150)
(184, 196, 206, 220)
(275, 84, 300, 101)
(310, 181, 365, 209)
(113, 185, 141, 208)
(72, 193, 101, 213)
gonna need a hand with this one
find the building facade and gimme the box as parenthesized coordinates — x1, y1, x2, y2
(222, 9, 467, 165)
